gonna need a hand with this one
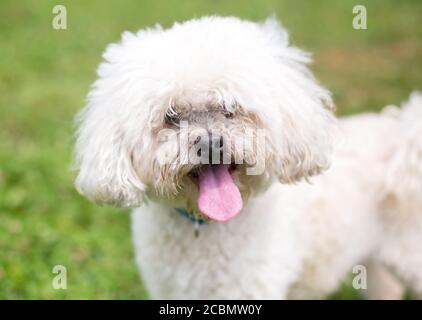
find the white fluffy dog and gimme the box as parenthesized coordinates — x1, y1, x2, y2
(74, 16, 422, 299)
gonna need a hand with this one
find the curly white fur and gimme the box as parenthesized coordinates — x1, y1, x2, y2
(74, 16, 422, 299)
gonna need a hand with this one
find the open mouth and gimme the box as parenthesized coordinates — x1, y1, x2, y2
(188, 163, 243, 222)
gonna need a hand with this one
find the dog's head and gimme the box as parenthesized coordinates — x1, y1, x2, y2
(74, 16, 335, 221)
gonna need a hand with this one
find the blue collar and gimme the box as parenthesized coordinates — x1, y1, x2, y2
(175, 208, 207, 225)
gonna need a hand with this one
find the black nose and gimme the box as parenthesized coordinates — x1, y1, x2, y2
(194, 133, 224, 163)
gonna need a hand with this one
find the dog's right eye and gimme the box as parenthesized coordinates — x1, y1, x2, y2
(165, 113, 180, 124)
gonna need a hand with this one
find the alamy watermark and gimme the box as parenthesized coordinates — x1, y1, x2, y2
(353, 5, 367, 30)
(352, 264, 367, 290)
(156, 121, 267, 175)
(52, 5, 67, 30)
(52, 265, 67, 289)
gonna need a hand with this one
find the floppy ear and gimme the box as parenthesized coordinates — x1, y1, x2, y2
(274, 91, 335, 183)
(73, 31, 154, 207)
(260, 18, 336, 182)
(74, 102, 146, 208)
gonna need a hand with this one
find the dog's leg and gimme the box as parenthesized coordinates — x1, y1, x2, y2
(374, 92, 422, 299)
(364, 261, 404, 300)
(375, 223, 422, 299)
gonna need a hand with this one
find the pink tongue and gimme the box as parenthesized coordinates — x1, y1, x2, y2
(198, 165, 243, 221)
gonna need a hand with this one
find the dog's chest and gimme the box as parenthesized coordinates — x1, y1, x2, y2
(131, 201, 303, 299)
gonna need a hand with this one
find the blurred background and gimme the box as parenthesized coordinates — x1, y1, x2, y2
(0, 0, 421, 299)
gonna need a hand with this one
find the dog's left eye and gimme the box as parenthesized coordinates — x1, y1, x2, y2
(165, 113, 180, 124)
(224, 111, 234, 119)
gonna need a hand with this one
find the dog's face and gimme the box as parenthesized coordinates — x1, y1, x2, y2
(143, 97, 270, 221)
(74, 17, 335, 221)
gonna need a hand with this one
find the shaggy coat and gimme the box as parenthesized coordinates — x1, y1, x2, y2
(74, 16, 422, 299)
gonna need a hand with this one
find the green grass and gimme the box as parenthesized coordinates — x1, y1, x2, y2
(0, 0, 421, 299)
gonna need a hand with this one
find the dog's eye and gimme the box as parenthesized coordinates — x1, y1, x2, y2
(165, 113, 180, 124)
(224, 111, 234, 119)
